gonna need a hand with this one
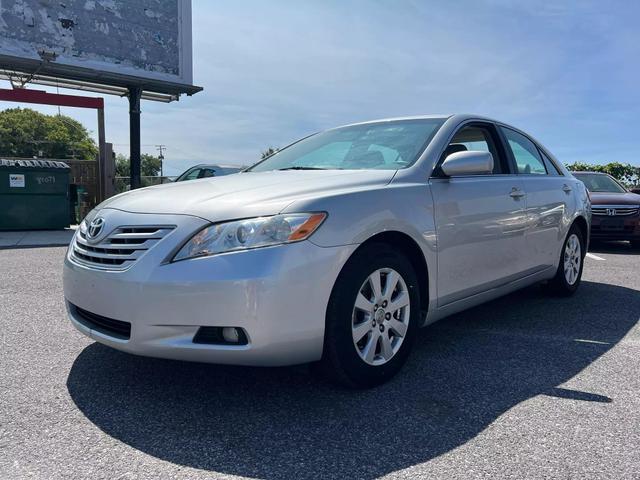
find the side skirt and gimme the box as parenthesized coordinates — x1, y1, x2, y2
(422, 266, 555, 327)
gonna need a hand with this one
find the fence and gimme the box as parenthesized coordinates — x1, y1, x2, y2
(65, 160, 99, 220)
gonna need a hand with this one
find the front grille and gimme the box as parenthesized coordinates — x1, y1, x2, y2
(72, 304, 131, 340)
(591, 205, 639, 216)
(71, 225, 174, 270)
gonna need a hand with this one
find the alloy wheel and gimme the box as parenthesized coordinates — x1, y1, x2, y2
(564, 233, 581, 285)
(351, 268, 410, 366)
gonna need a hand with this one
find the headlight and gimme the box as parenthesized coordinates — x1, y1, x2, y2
(173, 212, 327, 261)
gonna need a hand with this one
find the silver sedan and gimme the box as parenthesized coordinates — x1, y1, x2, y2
(63, 114, 591, 387)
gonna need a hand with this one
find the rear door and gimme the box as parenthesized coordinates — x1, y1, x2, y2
(498, 126, 573, 272)
(430, 122, 529, 306)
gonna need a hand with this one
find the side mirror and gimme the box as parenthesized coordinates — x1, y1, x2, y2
(441, 150, 494, 176)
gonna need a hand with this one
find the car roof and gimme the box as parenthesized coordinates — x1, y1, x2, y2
(335, 113, 506, 130)
(332, 113, 542, 148)
(189, 164, 243, 169)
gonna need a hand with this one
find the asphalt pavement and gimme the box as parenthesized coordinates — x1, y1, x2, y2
(1, 242, 639, 479)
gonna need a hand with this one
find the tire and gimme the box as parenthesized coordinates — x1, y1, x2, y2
(544, 224, 585, 296)
(320, 243, 421, 388)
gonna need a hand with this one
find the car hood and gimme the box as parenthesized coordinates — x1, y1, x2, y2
(99, 169, 396, 221)
(589, 192, 640, 205)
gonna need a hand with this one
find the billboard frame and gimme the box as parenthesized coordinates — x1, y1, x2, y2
(0, 0, 202, 190)
(0, 0, 201, 99)
(0, 87, 109, 201)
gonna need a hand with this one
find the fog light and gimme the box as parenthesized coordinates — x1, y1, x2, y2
(222, 327, 240, 343)
(193, 326, 248, 345)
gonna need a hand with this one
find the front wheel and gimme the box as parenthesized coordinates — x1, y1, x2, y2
(320, 243, 421, 388)
(544, 225, 585, 296)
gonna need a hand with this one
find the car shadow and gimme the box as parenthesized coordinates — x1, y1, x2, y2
(589, 240, 639, 255)
(66, 281, 639, 479)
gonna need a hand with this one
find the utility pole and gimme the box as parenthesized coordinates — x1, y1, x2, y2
(128, 86, 142, 189)
(156, 144, 166, 181)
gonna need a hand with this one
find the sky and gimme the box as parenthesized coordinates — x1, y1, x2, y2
(1, 0, 639, 175)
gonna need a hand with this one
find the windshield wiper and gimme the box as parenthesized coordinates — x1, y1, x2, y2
(278, 166, 328, 171)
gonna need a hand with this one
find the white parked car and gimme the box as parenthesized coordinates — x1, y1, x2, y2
(64, 115, 591, 387)
(173, 164, 244, 182)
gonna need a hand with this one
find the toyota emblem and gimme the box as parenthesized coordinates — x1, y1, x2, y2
(87, 217, 105, 239)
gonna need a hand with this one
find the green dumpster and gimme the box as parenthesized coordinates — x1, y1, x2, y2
(0, 159, 71, 230)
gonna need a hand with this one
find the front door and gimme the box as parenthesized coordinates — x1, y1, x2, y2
(430, 122, 528, 306)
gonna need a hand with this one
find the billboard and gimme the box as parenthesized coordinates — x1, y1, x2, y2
(0, 0, 197, 96)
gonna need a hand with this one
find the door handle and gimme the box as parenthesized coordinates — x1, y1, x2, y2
(562, 184, 572, 193)
(509, 187, 526, 199)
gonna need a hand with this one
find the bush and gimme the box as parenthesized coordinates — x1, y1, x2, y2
(566, 162, 640, 188)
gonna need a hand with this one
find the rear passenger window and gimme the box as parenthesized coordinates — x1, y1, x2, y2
(540, 151, 561, 175)
(500, 127, 547, 175)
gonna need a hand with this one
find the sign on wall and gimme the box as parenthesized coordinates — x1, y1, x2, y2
(9, 174, 25, 188)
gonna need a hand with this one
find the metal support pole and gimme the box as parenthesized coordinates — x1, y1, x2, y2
(128, 86, 142, 190)
(97, 107, 106, 201)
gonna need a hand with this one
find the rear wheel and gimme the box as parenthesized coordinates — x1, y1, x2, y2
(544, 225, 585, 296)
(321, 243, 421, 388)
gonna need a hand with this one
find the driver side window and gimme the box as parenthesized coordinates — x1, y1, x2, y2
(441, 124, 506, 174)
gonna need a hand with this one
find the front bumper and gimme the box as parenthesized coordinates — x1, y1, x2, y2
(590, 214, 640, 241)
(63, 211, 357, 366)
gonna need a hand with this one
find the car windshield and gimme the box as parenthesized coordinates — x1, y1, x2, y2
(248, 119, 445, 172)
(573, 173, 627, 193)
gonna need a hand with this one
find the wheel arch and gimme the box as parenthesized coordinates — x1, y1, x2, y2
(352, 231, 430, 319)
(572, 215, 589, 253)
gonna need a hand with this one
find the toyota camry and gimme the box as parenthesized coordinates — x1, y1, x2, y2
(64, 114, 591, 387)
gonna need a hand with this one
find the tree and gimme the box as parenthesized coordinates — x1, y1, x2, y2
(261, 147, 279, 159)
(0, 107, 98, 159)
(115, 153, 162, 177)
(566, 161, 640, 187)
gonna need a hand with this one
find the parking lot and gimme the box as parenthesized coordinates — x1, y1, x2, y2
(1, 243, 639, 479)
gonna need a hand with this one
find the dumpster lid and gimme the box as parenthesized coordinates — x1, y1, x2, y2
(0, 158, 70, 169)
